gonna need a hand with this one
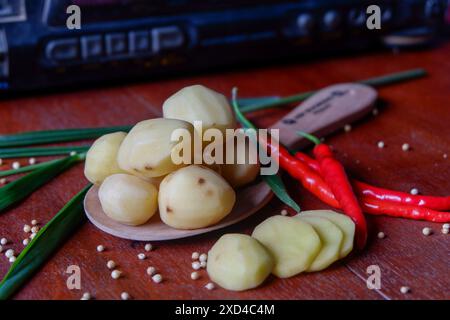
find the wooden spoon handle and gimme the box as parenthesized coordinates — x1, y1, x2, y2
(270, 83, 377, 149)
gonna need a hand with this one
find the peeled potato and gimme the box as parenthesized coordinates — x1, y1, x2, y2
(162, 85, 236, 135)
(159, 165, 236, 229)
(295, 215, 343, 271)
(300, 210, 355, 258)
(252, 216, 321, 278)
(117, 118, 195, 178)
(221, 132, 260, 188)
(98, 174, 158, 226)
(207, 234, 274, 291)
(84, 132, 127, 185)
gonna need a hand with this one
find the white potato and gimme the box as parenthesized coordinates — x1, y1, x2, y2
(162, 85, 236, 135)
(159, 165, 236, 229)
(300, 210, 355, 258)
(295, 215, 343, 271)
(84, 132, 127, 185)
(117, 118, 195, 178)
(207, 234, 274, 291)
(252, 216, 322, 278)
(98, 174, 158, 226)
(222, 132, 260, 188)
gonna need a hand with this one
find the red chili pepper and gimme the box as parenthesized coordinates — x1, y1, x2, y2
(307, 140, 368, 250)
(361, 197, 450, 222)
(294, 152, 450, 211)
(294, 150, 450, 222)
(261, 136, 340, 208)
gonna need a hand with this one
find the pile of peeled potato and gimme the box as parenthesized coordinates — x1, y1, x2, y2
(207, 210, 356, 291)
(84, 85, 260, 229)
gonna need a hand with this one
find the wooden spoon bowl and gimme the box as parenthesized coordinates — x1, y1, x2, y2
(84, 181, 272, 241)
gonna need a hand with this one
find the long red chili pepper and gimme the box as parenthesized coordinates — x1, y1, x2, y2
(361, 197, 450, 222)
(301, 136, 367, 250)
(261, 136, 340, 208)
(294, 152, 450, 211)
(295, 151, 450, 222)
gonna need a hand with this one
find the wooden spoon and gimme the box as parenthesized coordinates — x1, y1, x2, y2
(84, 83, 377, 241)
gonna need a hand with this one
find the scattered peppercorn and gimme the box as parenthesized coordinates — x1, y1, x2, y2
(280, 209, 288, 216)
(120, 292, 130, 300)
(0, 238, 7, 245)
(152, 274, 163, 283)
(205, 283, 215, 290)
(401, 143, 410, 151)
(344, 124, 352, 132)
(400, 286, 410, 294)
(192, 261, 201, 270)
(137, 253, 146, 260)
(199, 253, 208, 263)
(191, 272, 200, 280)
(96, 245, 105, 252)
(81, 292, 91, 300)
(106, 260, 116, 269)
(410, 188, 419, 195)
(146, 266, 156, 276)
(377, 141, 385, 149)
(144, 243, 153, 251)
(29, 158, 36, 165)
(5, 249, 14, 258)
(12, 161, 20, 170)
(377, 232, 386, 239)
(111, 270, 121, 279)
(191, 252, 199, 260)
(23, 225, 31, 233)
(422, 227, 432, 236)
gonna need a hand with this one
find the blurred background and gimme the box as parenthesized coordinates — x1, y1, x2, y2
(0, 0, 448, 95)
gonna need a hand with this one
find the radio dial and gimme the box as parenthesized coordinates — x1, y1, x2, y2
(348, 9, 365, 27)
(296, 14, 314, 33)
(323, 10, 341, 30)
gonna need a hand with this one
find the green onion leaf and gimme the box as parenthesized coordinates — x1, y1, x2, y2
(0, 158, 61, 177)
(0, 125, 132, 148)
(0, 145, 90, 159)
(0, 185, 91, 300)
(0, 69, 425, 148)
(0, 153, 85, 212)
(240, 68, 426, 113)
(262, 174, 300, 212)
(231, 87, 300, 212)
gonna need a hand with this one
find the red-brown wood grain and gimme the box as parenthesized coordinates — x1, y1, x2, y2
(0, 42, 449, 300)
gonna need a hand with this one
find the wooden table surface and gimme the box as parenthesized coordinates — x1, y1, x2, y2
(0, 42, 449, 300)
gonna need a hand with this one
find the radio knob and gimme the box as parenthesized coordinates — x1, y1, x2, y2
(323, 10, 341, 30)
(296, 14, 314, 33)
(348, 9, 365, 27)
(424, 0, 443, 19)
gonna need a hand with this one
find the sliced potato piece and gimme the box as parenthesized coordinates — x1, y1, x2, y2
(295, 215, 343, 271)
(84, 132, 127, 185)
(300, 210, 355, 258)
(251, 215, 321, 278)
(207, 234, 274, 291)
